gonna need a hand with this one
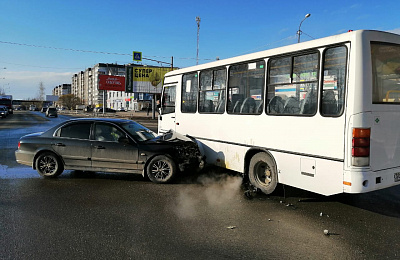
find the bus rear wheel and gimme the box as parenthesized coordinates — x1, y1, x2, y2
(248, 153, 278, 195)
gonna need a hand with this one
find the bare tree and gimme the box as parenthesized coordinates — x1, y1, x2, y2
(58, 94, 81, 110)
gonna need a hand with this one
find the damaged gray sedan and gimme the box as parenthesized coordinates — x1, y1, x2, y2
(15, 118, 204, 183)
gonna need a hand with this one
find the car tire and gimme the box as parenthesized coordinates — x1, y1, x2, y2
(146, 155, 177, 184)
(248, 152, 278, 195)
(35, 152, 64, 178)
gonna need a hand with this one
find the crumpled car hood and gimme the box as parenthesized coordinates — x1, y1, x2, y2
(151, 130, 195, 143)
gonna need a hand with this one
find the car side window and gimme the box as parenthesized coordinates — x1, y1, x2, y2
(57, 122, 91, 139)
(94, 123, 124, 142)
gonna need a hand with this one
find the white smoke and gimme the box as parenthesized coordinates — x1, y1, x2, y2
(172, 174, 243, 219)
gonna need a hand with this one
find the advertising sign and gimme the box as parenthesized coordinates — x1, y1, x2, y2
(98, 75, 125, 91)
(126, 66, 173, 93)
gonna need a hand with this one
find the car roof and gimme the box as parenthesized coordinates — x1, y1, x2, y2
(66, 118, 133, 124)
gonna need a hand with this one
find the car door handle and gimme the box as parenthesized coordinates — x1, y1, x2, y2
(54, 143, 65, 146)
(94, 145, 105, 149)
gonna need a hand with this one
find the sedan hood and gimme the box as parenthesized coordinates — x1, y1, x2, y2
(152, 130, 195, 143)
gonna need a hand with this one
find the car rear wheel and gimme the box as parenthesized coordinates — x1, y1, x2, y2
(35, 152, 64, 178)
(146, 155, 177, 184)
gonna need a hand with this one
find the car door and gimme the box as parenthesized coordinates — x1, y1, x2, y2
(51, 122, 92, 167)
(91, 122, 139, 171)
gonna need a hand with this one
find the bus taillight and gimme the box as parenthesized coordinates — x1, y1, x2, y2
(352, 128, 370, 166)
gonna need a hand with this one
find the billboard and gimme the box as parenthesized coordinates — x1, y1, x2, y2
(126, 66, 173, 93)
(98, 75, 126, 91)
(46, 95, 59, 102)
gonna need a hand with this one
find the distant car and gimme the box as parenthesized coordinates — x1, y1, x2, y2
(94, 107, 116, 113)
(45, 107, 58, 117)
(84, 106, 93, 112)
(0, 105, 8, 118)
(117, 107, 127, 112)
(15, 118, 204, 183)
(41, 107, 48, 113)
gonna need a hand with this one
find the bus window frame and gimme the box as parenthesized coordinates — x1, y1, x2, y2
(161, 83, 177, 115)
(266, 50, 320, 117)
(371, 41, 400, 105)
(320, 45, 348, 117)
(181, 72, 199, 114)
(226, 59, 266, 115)
(198, 67, 227, 114)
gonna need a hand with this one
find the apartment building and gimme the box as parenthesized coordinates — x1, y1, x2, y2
(52, 84, 71, 96)
(68, 63, 170, 111)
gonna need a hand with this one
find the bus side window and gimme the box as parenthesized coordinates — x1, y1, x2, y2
(199, 68, 226, 114)
(182, 73, 198, 113)
(321, 46, 347, 117)
(267, 53, 318, 116)
(227, 61, 265, 115)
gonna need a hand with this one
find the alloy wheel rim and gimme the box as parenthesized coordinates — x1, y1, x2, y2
(151, 160, 171, 180)
(39, 156, 56, 175)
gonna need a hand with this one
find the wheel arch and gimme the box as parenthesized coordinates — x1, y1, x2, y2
(33, 149, 65, 170)
(244, 148, 277, 177)
(143, 153, 176, 175)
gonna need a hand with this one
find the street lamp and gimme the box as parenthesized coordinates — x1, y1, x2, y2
(297, 13, 311, 43)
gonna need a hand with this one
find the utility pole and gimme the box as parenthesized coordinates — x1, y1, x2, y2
(196, 16, 201, 65)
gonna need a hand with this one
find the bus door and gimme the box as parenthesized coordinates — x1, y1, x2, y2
(159, 83, 177, 134)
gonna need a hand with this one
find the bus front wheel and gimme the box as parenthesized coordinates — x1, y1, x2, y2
(248, 153, 278, 195)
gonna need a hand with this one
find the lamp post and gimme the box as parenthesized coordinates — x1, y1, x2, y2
(297, 13, 311, 43)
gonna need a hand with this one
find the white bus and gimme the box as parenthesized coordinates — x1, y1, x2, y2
(158, 30, 400, 196)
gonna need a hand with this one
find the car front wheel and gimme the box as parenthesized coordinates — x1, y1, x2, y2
(35, 152, 64, 178)
(146, 155, 177, 184)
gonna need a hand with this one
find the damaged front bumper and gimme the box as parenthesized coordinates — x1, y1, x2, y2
(160, 130, 206, 173)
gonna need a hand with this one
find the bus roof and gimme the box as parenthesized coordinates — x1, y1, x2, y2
(164, 30, 399, 77)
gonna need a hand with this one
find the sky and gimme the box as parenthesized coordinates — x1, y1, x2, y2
(1, 0, 400, 100)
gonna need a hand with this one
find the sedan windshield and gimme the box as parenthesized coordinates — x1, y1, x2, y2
(121, 122, 156, 142)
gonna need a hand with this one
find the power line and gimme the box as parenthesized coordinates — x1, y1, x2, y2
(240, 35, 297, 55)
(0, 40, 215, 62)
(0, 40, 130, 56)
(301, 31, 315, 40)
(0, 61, 83, 70)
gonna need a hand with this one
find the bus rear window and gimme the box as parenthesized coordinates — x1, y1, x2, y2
(372, 42, 400, 104)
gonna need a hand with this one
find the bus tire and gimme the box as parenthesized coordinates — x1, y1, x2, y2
(248, 153, 278, 195)
(146, 155, 177, 184)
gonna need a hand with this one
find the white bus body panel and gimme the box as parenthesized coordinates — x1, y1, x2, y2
(174, 112, 346, 195)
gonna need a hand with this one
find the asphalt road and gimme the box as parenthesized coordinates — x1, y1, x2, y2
(1, 111, 400, 259)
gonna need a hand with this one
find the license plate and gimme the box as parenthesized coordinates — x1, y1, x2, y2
(395, 173, 400, 182)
